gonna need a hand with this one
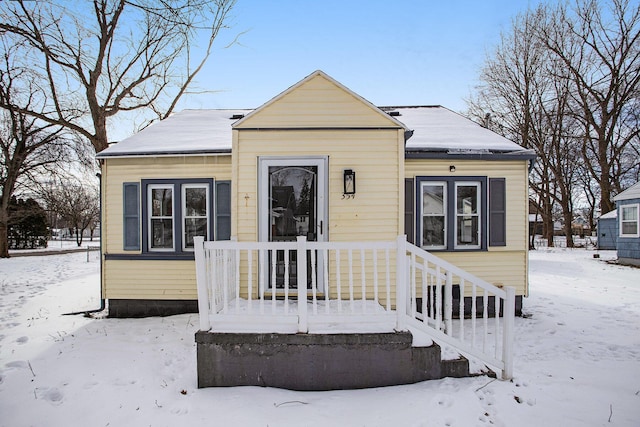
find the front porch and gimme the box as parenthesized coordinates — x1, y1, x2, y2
(194, 236, 515, 388)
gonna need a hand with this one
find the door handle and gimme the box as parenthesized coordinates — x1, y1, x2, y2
(319, 220, 323, 235)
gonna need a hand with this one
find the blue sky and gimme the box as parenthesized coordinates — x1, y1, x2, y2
(182, 0, 545, 113)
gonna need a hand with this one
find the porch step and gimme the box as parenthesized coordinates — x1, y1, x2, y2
(196, 331, 470, 390)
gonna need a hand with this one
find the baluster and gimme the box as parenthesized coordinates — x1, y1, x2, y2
(361, 249, 366, 313)
(410, 252, 417, 317)
(495, 292, 501, 358)
(284, 249, 289, 315)
(471, 283, 477, 348)
(373, 249, 379, 307)
(336, 249, 342, 313)
(483, 289, 489, 352)
(247, 249, 253, 313)
(271, 249, 277, 314)
(311, 248, 318, 315)
(385, 248, 391, 311)
(259, 248, 265, 315)
(348, 249, 354, 313)
(324, 248, 330, 315)
(235, 248, 240, 313)
(421, 259, 428, 322)
(459, 278, 465, 340)
(435, 265, 442, 331)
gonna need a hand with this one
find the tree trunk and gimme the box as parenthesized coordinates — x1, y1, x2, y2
(0, 208, 9, 258)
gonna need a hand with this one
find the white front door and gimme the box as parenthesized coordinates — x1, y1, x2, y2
(259, 157, 327, 291)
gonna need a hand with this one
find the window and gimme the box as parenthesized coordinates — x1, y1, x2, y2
(620, 204, 639, 237)
(455, 182, 480, 249)
(421, 181, 447, 249)
(182, 184, 209, 250)
(415, 176, 491, 251)
(149, 184, 175, 250)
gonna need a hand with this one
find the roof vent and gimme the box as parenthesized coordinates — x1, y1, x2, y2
(230, 114, 244, 120)
(387, 111, 401, 117)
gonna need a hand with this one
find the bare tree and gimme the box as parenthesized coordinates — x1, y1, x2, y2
(469, 0, 640, 246)
(538, 0, 640, 213)
(0, 0, 237, 153)
(0, 39, 82, 257)
(41, 176, 100, 247)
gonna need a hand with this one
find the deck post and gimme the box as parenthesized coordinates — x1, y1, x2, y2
(194, 236, 211, 331)
(395, 235, 408, 330)
(502, 286, 516, 380)
(297, 236, 308, 333)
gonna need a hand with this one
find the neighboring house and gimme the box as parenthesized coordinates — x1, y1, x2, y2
(613, 182, 640, 266)
(96, 71, 535, 386)
(597, 210, 617, 250)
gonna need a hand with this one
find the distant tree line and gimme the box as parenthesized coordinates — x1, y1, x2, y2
(468, 0, 640, 248)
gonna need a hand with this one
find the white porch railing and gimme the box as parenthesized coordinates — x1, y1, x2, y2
(194, 236, 515, 379)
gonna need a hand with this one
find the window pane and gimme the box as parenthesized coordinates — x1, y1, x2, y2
(151, 219, 173, 248)
(622, 206, 637, 221)
(457, 185, 478, 214)
(423, 185, 444, 214)
(184, 218, 207, 248)
(423, 216, 445, 246)
(152, 188, 172, 216)
(457, 216, 479, 245)
(622, 222, 637, 235)
(185, 187, 207, 216)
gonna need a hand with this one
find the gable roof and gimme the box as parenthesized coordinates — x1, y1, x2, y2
(613, 182, 640, 201)
(233, 70, 407, 130)
(96, 71, 534, 159)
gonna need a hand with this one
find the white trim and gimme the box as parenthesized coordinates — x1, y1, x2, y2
(147, 184, 175, 252)
(181, 183, 211, 251)
(619, 203, 640, 237)
(258, 156, 328, 291)
(420, 181, 447, 250)
(454, 181, 482, 249)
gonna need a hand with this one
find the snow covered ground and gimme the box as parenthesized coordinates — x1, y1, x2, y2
(0, 248, 638, 426)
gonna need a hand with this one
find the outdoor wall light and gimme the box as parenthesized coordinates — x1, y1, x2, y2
(449, 165, 456, 173)
(343, 169, 356, 195)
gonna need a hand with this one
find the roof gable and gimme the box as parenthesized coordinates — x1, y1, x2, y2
(233, 70, 406, 130)
(614, 182, 640, 201)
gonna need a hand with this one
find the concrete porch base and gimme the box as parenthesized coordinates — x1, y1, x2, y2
(195, 331, 469, 390)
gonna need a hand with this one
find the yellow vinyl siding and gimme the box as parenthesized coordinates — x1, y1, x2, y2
(236, 73, 401, 129)
(101, 155, 231, 300)
(104, 259, 197, 299)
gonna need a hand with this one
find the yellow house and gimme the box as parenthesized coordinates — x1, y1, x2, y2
(97, 70, 534, 319)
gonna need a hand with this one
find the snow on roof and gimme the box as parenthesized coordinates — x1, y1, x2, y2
(613, 182, 640, 201)
(599, 210, 617, 220)
(392, 106, 529, 154)
(96, 109, 249, 158)
(97, 106, 532, 158)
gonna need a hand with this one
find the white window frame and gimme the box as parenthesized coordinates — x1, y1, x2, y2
(148, 184, 175, 252)
(182, 183, 211, 251)
(619, 204, 640, 237)
(420, 181, 447, 250)
(454, 181, 482, 249)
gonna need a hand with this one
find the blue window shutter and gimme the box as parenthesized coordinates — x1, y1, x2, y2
(123, 182, 140, 250)
(216, 181, 231, 240)
(405, 178, 415, 244)
(489, 178, 506, 246)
